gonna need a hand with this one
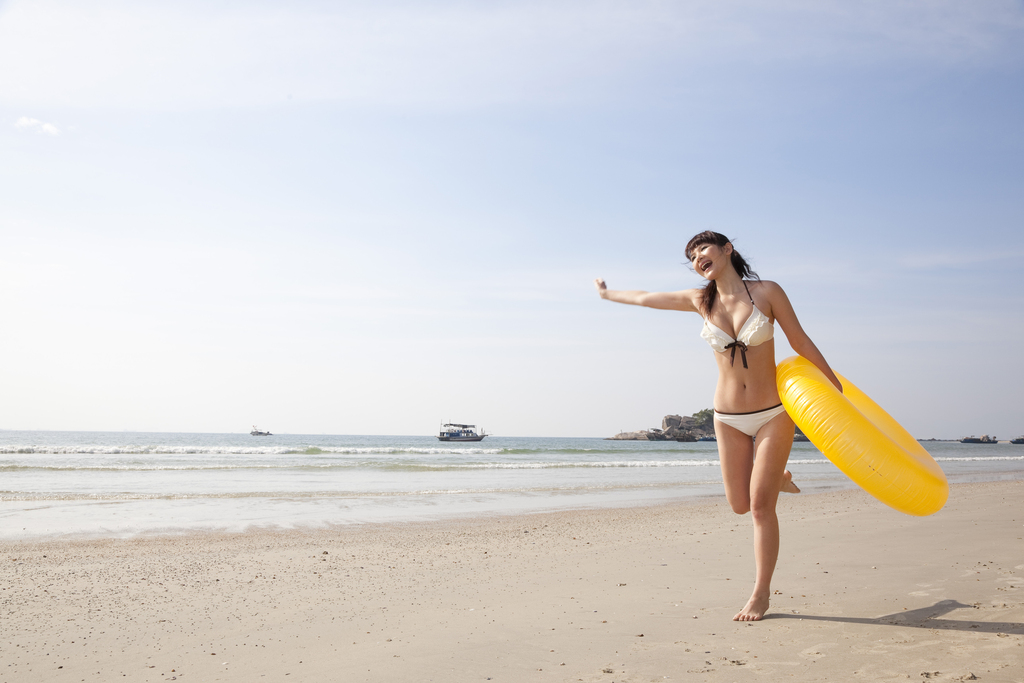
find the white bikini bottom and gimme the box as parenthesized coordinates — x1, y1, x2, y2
(713, 403, 787, 437)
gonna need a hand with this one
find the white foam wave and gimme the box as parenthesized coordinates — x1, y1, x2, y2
(423, 457, 829, 469)
(0, 464, 293, 471)
(0, 460, 720, 472)
(429, 460, 722, 469)
(933, 456, 1024, 462)
(0, 457, 836, 473)
(307, 448, 507, 454)
(0, 446, 295, 455)
(0, 480, 714, 503)
(0, 445, 503, 456)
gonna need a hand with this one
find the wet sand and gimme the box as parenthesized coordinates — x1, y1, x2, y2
(2, 480, 1022, 682)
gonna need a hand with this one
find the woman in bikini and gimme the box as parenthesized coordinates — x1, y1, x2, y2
(594, 230, 842, 621)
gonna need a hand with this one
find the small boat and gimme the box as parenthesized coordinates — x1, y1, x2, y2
(697, 435, 717, 442)
(1011, 436, 1024, 445)
(960, 435, 998, 444)
(250, 426, 272, 436)
(436, 423, 486, 442)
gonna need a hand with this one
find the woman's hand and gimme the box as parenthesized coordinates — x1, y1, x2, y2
(592, 279, 699, 311)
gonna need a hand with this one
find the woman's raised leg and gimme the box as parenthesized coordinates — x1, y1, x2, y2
(714, 418, 755, 515)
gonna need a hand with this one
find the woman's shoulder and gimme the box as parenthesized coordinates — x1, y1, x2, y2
(747, 279, 785, 296)
(746, 280, 789, 313)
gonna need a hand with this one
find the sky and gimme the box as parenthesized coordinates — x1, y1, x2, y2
(1, 0, 1023, 438)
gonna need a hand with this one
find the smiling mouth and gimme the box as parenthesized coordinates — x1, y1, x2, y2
(699, 259, 712, 273)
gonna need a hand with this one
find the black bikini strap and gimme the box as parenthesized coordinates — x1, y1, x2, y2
(742, 280, 755, 306)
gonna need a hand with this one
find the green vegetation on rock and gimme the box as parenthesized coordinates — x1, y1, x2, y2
(691, 408, 713, 429)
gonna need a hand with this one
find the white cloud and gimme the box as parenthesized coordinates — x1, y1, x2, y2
(14, 116, 60, 135)
(0, 0, 1021, 110)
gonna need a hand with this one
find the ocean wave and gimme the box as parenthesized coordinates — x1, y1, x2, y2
(0, 480, 718, 502)
(292, 447, 505, 456)
(3, 455, 1018, 473)
(1, 460, 711, 472)
(0, 445, 505, 456)
(0, 464, 303, 472)
(933, 456, 1024, 462)
(387, 460, 725, 470)
(393, 457, 827, 470)
(0, 458, 836, 473)
(0, 444, 733, 457)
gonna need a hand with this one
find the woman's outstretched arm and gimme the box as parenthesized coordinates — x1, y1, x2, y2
(594, 278, 701, 312)
(762, 281, 843, 392)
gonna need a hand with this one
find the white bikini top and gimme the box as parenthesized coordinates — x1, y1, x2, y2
(699, 281, 774, 368)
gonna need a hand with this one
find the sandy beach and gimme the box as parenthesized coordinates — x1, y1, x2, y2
(2, 480, 1022, 683)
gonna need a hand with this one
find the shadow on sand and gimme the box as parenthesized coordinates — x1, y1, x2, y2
(767, 599, 1024, 635)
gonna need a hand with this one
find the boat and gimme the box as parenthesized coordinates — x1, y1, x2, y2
(1011, 436, 1024, 445)
(960, 435, 998, 444)
(697, 435, 717, 442)
(250, 426, 272, 436)
(436, 423, 486, 442)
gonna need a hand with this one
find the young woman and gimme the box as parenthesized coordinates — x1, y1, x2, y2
(594, 230, 841, 621)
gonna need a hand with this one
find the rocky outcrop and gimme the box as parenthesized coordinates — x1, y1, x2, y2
(608, 414, 813, 442)
(606, 414, 714, 441)
(606, 430, 660, 441)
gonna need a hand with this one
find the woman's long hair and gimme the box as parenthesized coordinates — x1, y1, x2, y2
(684, 231, 759, 318)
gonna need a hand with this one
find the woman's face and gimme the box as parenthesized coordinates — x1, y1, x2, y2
(690, 242, 733, 281)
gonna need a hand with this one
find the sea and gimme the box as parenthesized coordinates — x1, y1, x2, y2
(2, 431, 1023, 541)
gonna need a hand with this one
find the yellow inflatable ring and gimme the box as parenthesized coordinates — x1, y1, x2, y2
(776, 355, 948, 516)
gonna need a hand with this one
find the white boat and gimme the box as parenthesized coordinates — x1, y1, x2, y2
(250, 426, 272, 436)
(436, 423, 486, 442)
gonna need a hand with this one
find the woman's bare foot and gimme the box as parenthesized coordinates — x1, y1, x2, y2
(733, 593, 770, 621)
(780, 469, 800, 494)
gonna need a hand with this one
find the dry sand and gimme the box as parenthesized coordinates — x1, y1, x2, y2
(2, 481, 1022, 683)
